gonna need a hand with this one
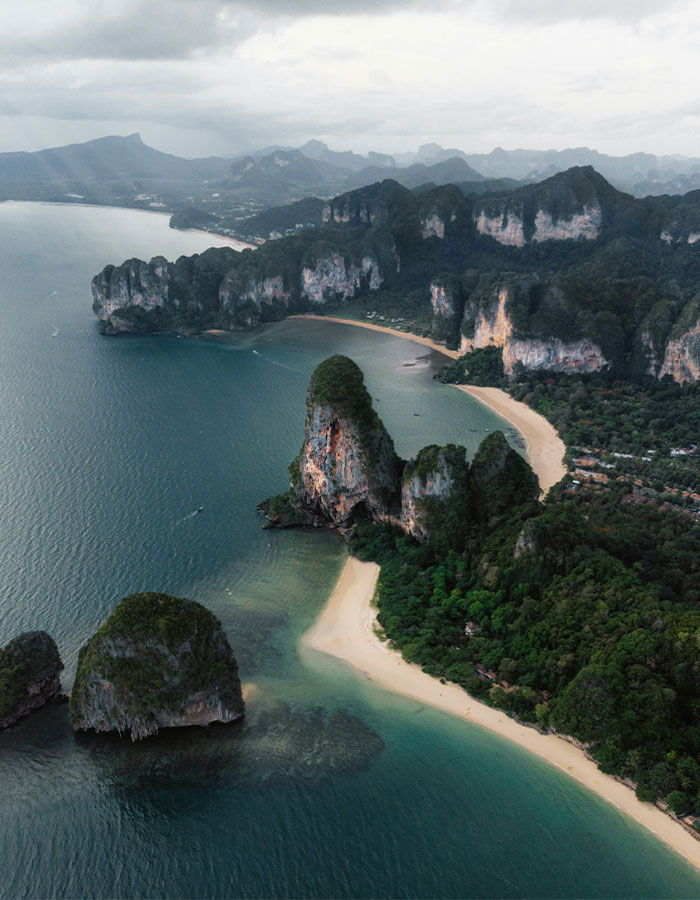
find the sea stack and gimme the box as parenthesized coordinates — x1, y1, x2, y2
(0, 631, 64, 729)
(71, 592, 244, 741)
(262, 355, 402, 531)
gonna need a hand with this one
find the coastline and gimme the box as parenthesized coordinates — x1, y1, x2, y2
(290, 314, 566, 494)
(0, 200, 256, 250)
(290, 314, 461, 360)
(302, 556, 700, 872)
(454, 385, 567, 494)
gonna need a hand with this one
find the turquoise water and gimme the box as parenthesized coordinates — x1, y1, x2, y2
(0, 201, 698, 899)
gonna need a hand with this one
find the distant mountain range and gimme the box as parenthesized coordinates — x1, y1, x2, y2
(2, 134, 700, 237)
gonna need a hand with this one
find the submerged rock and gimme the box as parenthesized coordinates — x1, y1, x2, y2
(82, 702, 385, 791)
(71, 592, 244, 741)
(0, 631, 64, 729)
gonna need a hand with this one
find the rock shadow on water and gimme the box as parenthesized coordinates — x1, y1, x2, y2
(75, 700, 385, 795)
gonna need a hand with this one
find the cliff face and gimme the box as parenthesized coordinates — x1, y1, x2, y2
(92, 256, 171, 334)
(422, 213, 445, 239)
(301, 255, 382, 304)
(460, 284, 608, 375)
(474, 209, 526, 247)
(269, 356, 402, 530)
(0, 631, 64, 729)
(92, 243, 386, 334)
(219, 271, 292, 329)
(473, 203, 601, 247)
(659, 326, 700, 383)
(655, 295, 700, 383)
(430, 276, 463, 345)
(71, 592, 244, 741)
(400, 445, 469, 543)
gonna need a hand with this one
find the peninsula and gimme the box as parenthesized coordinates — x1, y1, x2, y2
(266, 354, 700, 868)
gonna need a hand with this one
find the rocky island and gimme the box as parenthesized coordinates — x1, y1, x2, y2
(71, 592, 244, 740)
(0, 631, 64, 729)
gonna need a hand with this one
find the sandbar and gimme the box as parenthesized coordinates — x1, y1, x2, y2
(301, 556, 700, 872)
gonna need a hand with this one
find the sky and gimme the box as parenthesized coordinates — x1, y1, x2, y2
(1, 0, 698, 159)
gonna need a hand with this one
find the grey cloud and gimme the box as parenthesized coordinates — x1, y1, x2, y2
(1, 0, 453, 63)
(489, 0, 687, 22)
(0, 0, 682, 67)
(1, 0, 253, 62)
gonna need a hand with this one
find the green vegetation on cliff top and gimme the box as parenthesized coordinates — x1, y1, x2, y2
(308, 355, 381, 428)
(71, 592, 241, 721)
(0, 631, 63, 720)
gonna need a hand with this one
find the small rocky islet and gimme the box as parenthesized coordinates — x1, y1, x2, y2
(0, 631, 64, 729)
(71, 593, 245, 741)
(260, 353, 538, 542)
(1, 593, 245, 741)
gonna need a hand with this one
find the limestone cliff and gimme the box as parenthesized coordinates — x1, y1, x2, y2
(92, 256, 171, 334)
(474, 203, 601, 246)
(301, 255, 382, 304)
(92, 240, 387, 335)
(263, 356, 401, 531)
(460, 283, 608, 375)
(0, 631, 64, 729)
(71, 592, 244, 741)
(400, 445, 469, 543)
(657, 295, 700, 383)
(422, 213, 446, 240)
(430, 275, 463, 346)
(659, 329, 700, 383)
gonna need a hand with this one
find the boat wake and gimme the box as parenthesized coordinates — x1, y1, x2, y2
(251, 349, 297, 371)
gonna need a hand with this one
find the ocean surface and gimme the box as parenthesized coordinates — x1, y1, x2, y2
(0, 201, 698, 899)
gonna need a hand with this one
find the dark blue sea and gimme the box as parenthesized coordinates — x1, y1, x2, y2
(0, 202, 698, 898)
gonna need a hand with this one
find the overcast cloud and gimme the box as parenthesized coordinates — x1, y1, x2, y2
(0, 0, 698, 157)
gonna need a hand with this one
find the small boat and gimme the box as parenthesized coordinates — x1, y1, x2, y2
(194, 506, 204, 514)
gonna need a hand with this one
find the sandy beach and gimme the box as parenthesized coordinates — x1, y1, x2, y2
(455, 385, 567, 494)
(291, 314, 462, 359)
(302, 556, 700, 872)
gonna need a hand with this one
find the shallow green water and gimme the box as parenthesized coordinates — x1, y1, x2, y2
(0, 201, 698, 899)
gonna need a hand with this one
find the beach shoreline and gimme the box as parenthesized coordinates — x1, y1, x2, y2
(290, 314, 461, 359)
(454, 385, 567, 494)
(301, 556, 700, 872)
(0, 200, 256, 250)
